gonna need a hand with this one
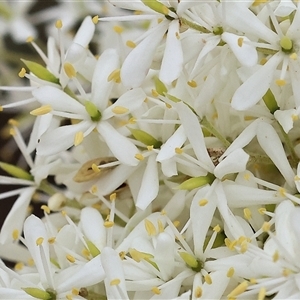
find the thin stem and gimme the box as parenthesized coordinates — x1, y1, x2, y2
(180, 17, 210, 33)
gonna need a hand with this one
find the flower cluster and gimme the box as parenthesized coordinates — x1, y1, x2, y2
(1, 0, 300, 299)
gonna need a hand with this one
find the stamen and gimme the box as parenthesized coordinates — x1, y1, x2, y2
(55, 19, 63, 29)
(104, 221, 114, 228)
(112, 106, 129, 114)
(187, 80, 197, 88)
(113, 25, 123, 34)
(36, 237, 44, 246)
(228, 281, 248, 298)
(258, 287, 266, 300)
(107, 69, 121, 82)
(199, 199, 208, 206)
(12, 229, 19, 241)
(110, 278, 120, 286)
(204, 274, 212, 284)
(126, 40, 137, 48)
(91, 163, 101, 173)
(30, 105, 52, 116)
(14, 262, 24, 271)
(194, 286, 202, 298)
(243, 208, 252, 220)
(66, 254, 76, 263)
(144, 219, 156, 236)
(18, 68, 26, 78)
(151, 287, 161, 295)
(227, 267, 235, 277)
(64, 62, 77, 78)
(175, 147, 183, 154)
(110, 193, 117, 201)
(74, 131, 84, 146)
(41, 205, 50, 214)
(48, 237, 56, 244)
(92, 15, 99, 24)
(135, 153, 144, 161)
(237, 37, 244, 47)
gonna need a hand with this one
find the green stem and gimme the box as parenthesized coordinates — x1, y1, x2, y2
(200, 116, 231, 148)
(37, 179, 57, 196)
(180, 17, 210, 33)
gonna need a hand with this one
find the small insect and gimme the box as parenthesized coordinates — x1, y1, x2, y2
(73, 157, 118, 183)
(207, 147, 226, 166)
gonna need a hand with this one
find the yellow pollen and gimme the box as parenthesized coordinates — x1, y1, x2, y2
(74, 131, 84, 146)
(135, 153, 144, 161)
(175, 147, 183, 154)
(91, 163, 100, 174)
(55, 19, 63, 29)
(292, 114, 299, 121)
(66, 254, 76, 263)
(104, 221, 114, 228)
(204, 274, 212, 284)
(66, 294, 72, 300)
(26, 36, 34, 43)
(250, 278, 257, 284)
(275, 79, 286, 86)
(12, 229, 19, 240)
(128, 117, 136, 124)
(175, 32, 180, 39)
(92, 15, 99, 24)
(72, 288, 79, 295)
(7, 119, 18, 127)
(126, 40, 137, 48)
(119, 251, 126, 260)
(112, 106, 129, 114)
(243, 173, 251, 181)
(229, 240, 238, 251)
(165, 103, 172, 108)
(194, 286, 202, 298)
(30, 105, 52, 116)
(258, 207, 266, 215)
(224, 238, 231, 249)
(279, 187, 286, 196)
(113, 25, 123, 33)
(151, 89, 159, 97)
(282, 268, 292, 277)
(228, 281, 248, 298)
(173, 220, 180, 228)
(61, 210, 67, 216)
(158, 219, 164, 233)
(273, 250, 279, 262)
(41, 205, 50, 214)
(48, 237, 56, 244)
(213, 224, 221, 233)
(91, 185, 98, 194)
(18, 68, 26, 78)
(64, 62, 76, 78)
(147, 145, 154, 151)
(107, 69, 121, 82)
(243, 208, 252, 220)
(14, 262, 24, 271)
(151, 287, 161, 295)
(36, 237, 44, 246)
(0, 106, 3, 112)
(258, 287, 266, 300)
(262, 222, 271, 232)
(157, 18, 163, 23)
(28, 258, 34, 266)
(227, 267, 235, 277)
(187, 80, 197, 88)
(110, 278, 121, 286)
(237, 37, 244, 47)
(260, 57, 267, 65)
(240, 241, 248, 253)
(110, 193, 117, 201)
(145, 219, 156, 236)
(199, 199, 208, 206)
(82, 248, 90, 258)
(290, 52, 297, 60)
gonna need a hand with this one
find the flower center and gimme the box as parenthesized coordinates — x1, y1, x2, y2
(85, 101, 102, 122)
(280, 36, 293, 53)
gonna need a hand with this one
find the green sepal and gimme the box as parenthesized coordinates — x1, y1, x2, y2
(85, 101, 102, 122)
(262, 89, 279, 114)
(128, 127, 162, 149)
(0, 162, 34, 181)
(21, 59, 59, 84)
(178, 173, 215, 190)
(22, 288, 53, 300)
(141, 0, 169, 15)
(154, 76, 167, 96)
(178, 251, 203, 272)
(86, 240, 101, 257)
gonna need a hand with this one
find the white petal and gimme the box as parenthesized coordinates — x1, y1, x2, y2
(73, 16, 95, 47)
(121, 20, 169, 88)
(231, 53, 282, 110)
(214, 148, 249, 179)
(0, 288, 32, 299)
(80, 207, 106, 251)
(274, 0, 296, 17)
(91, 49, 120, 111)
(257, 122, 295, 188)
(274, 109, 297, 133)
(136, 154, 159, 210)
(159, 19, 183, 85)
(97, 121, 139, 166)
(222, 32, 257, 67)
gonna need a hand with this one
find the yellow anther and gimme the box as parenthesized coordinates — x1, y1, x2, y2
(213, 224, 221, 233)
(224, 238, 231, 249)
(61, 210, 67, 216)
(187, 80, 197, 88)
(151, 287, 161, 295)
(72, 288, 79, 295)
(158, 219, 164, 233)
(28, 258, 34, 266)
(147, 145, 154, 151)
(91, 163, 100, 174)
(55, 19, 63, 29)
(229, 240, 238, 251)
(18, 68, 26, 78)
(30, 105, 52, 116)
(48, 237, 56, 244)
(82, 248, 90, 258)
(112, 106, 129, 114)
(119, 251, 126, 260)
(228, 281, 248, 298)
(262, 222, 271, 232)
(0, 106, 3, 112)
(12, 229, 19, 241)
(279, 187, 286, 196)
(64, 62, 76, 78)
(204, 274, 212, 284)
(126, 40, 137, 48)
(240, 241, 248, 253)
(194, 286, 202, 298)
(135, 153, 144, 161)
(292, 114, 299, 121)
(113, 25, 123, 33)
(290, 52, 297, 60)
(66, 254, 76, 263)
(199, 199, 208, 206)
(250, 278, 257, 284)
(175, 32, 180, 39)
(173, 220, 180, 228)
(110, 193, 117, 201)
(272, 250, 279, 262)
(151, 89, 159, 97)
(107, 69, 121, 82)
(145, 219, 156, 236)
(260, 57, 267, 65)
(74, 131, 84, 146)
(9, 128, 16, 135)
(243, 208, 252, 220)
(275, 79, 286, 86)
(91, 185, 98, 194)
(165, 103, 172, 109)
(282, 268, 292, 277)
(243, 172, 251, 180)
(258, 207, 266, 215)
(227, 267, 235, 277)
(110, 278, 121, 286)
(237, 37, 244, 47)
(92, 15, 99, 24)
(26, 36, 34, 43)
(128, 117, 136, 124)
(66, 294, 72, 300)
(36, 237, 44, 246)
(14, 262, 24, 271)
(41, 205, 50, 214)
(258, 287, 266, 300)
(104, 221, 114, 228)
(175, 147, 183, 154)
(8, 119, 19, 126)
